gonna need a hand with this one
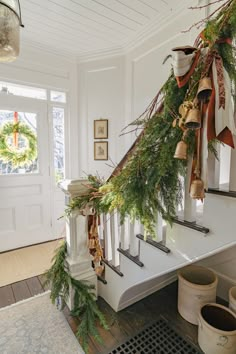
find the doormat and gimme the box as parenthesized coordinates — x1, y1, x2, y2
(0, 292, 84, 353)
(108, 316, 203, 354)
(0, 239, 61, 287)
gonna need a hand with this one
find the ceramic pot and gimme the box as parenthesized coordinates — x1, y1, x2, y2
(178, 265, 218, 325)
(229, 286, 236, 314)
(198, 303, 236, 354)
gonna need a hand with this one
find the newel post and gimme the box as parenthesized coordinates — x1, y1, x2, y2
(59, 179, 97, 310)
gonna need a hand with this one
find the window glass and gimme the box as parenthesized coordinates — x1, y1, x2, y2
(0, 110, 38, 175)
(50, 90, 66, 103)
(53, 107, 65, 183)
(0, 81, 46, 100)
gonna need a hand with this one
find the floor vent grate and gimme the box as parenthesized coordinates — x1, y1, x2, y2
(108, 317, 202, 354)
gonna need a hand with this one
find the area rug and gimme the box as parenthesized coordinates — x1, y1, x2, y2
(0, 292, 84, 354)
(109, 316, 203, 354)
(0, 239, 62, 287)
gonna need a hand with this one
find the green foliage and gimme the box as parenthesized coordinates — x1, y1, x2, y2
(44, 241, 70, 304)
(65, 0, 236, 235)
(71, 278, 109, 352)
(44, 240, 109, 353)
(0, 122, 37, 167)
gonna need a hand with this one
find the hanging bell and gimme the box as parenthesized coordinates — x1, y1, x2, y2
(185, 108, 201, 130)
(190, 179, 205, 199)
(197, 77, 212, 102)
(174, 141, 187, 159)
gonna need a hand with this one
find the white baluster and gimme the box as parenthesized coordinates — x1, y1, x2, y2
(98, 213, 104, 241)
(184, 158, 196, 222)
(103, 213, 112, 261)
(129, 219, 139, 257)
(154, 212, 163, 242)
(110, 213, 120, 267)
(229, 141, 236, 191)
(220, 143, 231, 188)
(208, 149, 220, 189)
(119, 214, 129, 250)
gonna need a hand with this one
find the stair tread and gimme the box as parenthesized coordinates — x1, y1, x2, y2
(173, 217, 209, 234)
(103, 259, 124, 277)
(207, 188, 236, 198)
(117, 248, 144, 267)
(136, 234, 170, 254)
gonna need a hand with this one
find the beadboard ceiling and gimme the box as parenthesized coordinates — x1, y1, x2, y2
(20, 0, 199, 61)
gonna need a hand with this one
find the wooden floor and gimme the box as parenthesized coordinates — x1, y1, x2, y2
(0, 275, 211, 354)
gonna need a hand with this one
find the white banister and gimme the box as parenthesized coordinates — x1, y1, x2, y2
(184, 158, 196, 222)
(59, 179, 97, 310)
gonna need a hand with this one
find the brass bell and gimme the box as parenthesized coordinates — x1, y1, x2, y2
(197, 77, 212, 102)
(190, 179, 205, 199)
(174, 141, 187, 159)
(185, 108, 201, 129)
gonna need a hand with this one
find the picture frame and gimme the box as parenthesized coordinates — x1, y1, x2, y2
(94, 141, 108, 160)
(94, 119, 108, 139)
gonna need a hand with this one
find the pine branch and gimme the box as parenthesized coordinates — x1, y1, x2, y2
(45, 242, 109, 353)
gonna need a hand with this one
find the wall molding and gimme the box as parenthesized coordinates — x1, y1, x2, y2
(118, 274, 177, 311)
(209, 269, 236, 302)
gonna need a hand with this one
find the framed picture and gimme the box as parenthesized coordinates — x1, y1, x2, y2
(94, 141, 108, 160)
(94, 119, 108, 139)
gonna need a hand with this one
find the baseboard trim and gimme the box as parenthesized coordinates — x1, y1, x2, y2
(118, 274, 177, 311)
(208, 268, 236, 302)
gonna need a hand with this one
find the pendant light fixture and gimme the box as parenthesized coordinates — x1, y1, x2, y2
(0, 0, 24, 62)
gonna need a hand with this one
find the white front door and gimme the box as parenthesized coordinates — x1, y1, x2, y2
(0, 95, 54, 252)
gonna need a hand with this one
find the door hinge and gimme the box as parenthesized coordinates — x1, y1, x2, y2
(48, 165, 51, 176)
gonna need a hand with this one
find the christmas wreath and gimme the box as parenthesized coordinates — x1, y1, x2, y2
(0, 122, 37, 167)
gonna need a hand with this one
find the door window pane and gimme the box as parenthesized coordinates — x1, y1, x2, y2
(0, 110, 38, 175)
(53, 107, 65, 183)
(50, 91, 66, 103)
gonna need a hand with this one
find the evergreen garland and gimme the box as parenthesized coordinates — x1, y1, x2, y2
(66, 0, 236, 235)
(44, 241, 109, 353)
(0, 122, 37, 167)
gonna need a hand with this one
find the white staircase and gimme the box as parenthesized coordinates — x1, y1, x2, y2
(60, 142, 236, 312)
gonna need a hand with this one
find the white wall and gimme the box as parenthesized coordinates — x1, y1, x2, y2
(78, 56, 126, 179)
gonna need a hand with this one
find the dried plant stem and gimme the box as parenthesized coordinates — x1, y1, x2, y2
(182, 0, 233, 33)
(189, 0, 226, 10)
